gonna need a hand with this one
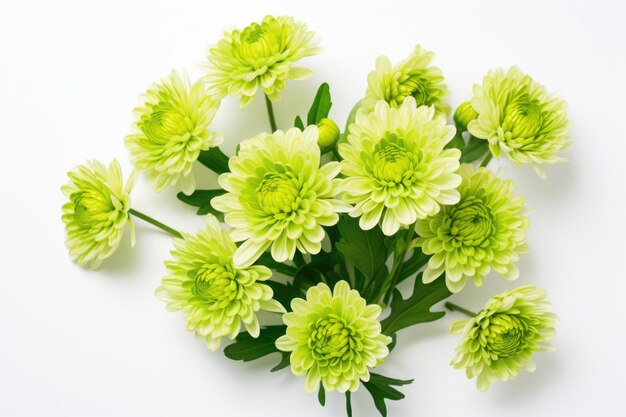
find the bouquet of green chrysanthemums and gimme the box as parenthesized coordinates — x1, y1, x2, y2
(61, 15, 567, 416)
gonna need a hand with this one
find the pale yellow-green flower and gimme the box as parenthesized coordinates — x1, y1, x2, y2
(362, 45, 450, 117)
(414, 165, 529, 293)
(276, 281, 391, 394)
(125, 70, 222, 194)
(156, 215, 285, 351)
(467, 67, 570, 178)
(450, 286, 557, 391)
(204, 15, 319, 108)
(212, 126, 350, 267)
(339, 97, 462, 236)
(61, 160, 136, 269)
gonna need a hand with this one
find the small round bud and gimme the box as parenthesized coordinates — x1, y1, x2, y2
(454, 101, 478, 130)
(316, 118, 340, 152)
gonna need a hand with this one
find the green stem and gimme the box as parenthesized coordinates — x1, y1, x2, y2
(479, 152, 493, 168)
(332, 148, 341, 161)
(381, 227, 415, 305)
(345, 392, 353, 417)
(445, 302, 477, 318)
(264, 94, 277, 132)
(129, 208, 182, 238)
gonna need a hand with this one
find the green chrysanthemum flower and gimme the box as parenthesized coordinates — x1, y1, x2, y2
(339, 97, 462, 236)
(362, 45, 450, 117)
(276, 281, 391, 394)
(155, 215, 285, 351)
(125, 70, 222, 194)
(467, 67, 570, 178)
(61, 160, 136, 269)
(204, 15, 319, 108)
(212, 126, 349, 267)
(450, 286, 557, 391)
(414, 165, 529, 292)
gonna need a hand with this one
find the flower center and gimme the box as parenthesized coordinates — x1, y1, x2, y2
(239, 22, 278, 60)
(395, 71, 434, 107)
(192, 263, 237, 304)
(72, 191, 109, 227)
(449, 196, 495, 246)
(503, 93, 543, 138)
(142, 104, 188, 141)
(308, 315, 361, 361)
(373, 141, 415, 186)
(483, 314, 529, 358)
(256, 173, 300, 214)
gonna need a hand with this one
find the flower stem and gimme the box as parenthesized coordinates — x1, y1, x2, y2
(129, 208, 182, 238)
(480, 152, 493, 168)
(264, 94, 277, 132)
(445, 302, 477, 317)
(381, 226, 415, 305)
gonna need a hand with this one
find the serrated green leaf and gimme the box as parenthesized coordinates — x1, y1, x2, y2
(197, 147, 230, 174)
(380, 273, 451, 336)
(294, 115, 305, 130)
(397, 248, 430, 284)
(461, 135, 490, 163)
(176, 189, 226, 218)
(255, 252, 298, 277)
(224, 326, 286, 367)
(270, 352, 291, 372)
(445, 130, 465, 150)
(363, 373, 413, 417)
(336, 216, 389, 286)
(307, 83, 332, 125)
(265, 280, 301, 312)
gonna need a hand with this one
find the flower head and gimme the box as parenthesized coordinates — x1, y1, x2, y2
(339, 98, 462, 236)
(276, 281, 391, 393)
(467, 67, 570, 178)
(212, 126, 349, 267)
(156, 215, 285, 351)
(414, 165, 529, 292)
(204, 15, 319, 108)
(125, 70, 221, 194)
(362, 45, 450, 117)
(450, 286, 557, 391)
(61, 160, 136, 269)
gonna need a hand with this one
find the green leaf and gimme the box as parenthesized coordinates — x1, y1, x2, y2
(294, 115, 305, 130)
(265, 280, 300, 312)
(338, 99, 362, 144)
(197, 147, 230, 174)
(270, 352, 291, 372)
(461, 135, 490, 163)
(363, 373, 413, 417)
(380, 273, 451, 336)
(176, 189, 226, 217)
(397, 248, 430, 284)
(336, 216, 389, 290)
(445, 130, 465, 150)
(318, 385, 326, 406)
(224, 326, 286, 368)
(307, 83, 332, 125)
(255, 252, 298, 276)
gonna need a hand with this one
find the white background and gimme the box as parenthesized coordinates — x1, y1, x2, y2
(1, 0, 625, 416)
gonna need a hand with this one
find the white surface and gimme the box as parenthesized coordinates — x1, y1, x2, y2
(1, 0, 625, 416)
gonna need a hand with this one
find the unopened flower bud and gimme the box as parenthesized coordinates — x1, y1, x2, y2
(316, 118, 340, 152)
(454, 101, 478, 130)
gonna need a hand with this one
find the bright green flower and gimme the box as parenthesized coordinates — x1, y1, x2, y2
(450, 286, 557, 391)
(339, 97, 462, 236)
(276, 281, 391, 394)
(155, 215, 285, 351)
(61, 160, 136, 269)
(414, 165, 529, 293)
(467, 67, 570, 178)
(212, 126, 349, 267)
(362, 45, 450, 117)
(204, 15, 319, 108)
(125, 70, 222, 194)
